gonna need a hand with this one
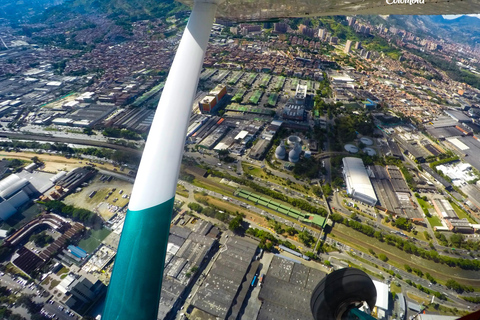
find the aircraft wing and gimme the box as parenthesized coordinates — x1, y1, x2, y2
(177, 0, 480, 22)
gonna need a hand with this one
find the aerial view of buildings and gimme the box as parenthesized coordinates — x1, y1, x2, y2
(2, 0, 480, 319)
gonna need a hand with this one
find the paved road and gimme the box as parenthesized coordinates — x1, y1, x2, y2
(240, 252, 274, 320)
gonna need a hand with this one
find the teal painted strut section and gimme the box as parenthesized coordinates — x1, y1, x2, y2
(102, 198, 175, 320)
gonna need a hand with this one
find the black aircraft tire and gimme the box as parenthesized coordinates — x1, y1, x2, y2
(310, 268, 377, 320)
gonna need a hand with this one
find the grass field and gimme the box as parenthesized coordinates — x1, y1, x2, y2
(176, 184, 189, 198)
(78, 228, 111, 253)
(391, 282, 402, 294)
(406, 292, 429, 305)
(450, 201, 477, 224)
(426, 215, 443, 227)
(417, 197, 432, 211)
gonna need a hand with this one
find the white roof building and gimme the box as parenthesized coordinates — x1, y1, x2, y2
(0, 174, 37, 221)
(342, 157, 378, 206)
(372, 280, 389, 311)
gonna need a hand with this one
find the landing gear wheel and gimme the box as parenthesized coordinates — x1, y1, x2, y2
(310, 268, 377, 320)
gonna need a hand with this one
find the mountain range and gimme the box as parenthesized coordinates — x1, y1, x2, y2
(373, 15, 480, 46)
(0, 0, 64, 21)
(2, 0, 480, 47)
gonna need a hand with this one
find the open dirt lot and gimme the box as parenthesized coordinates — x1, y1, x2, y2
(0, 151, 118, 173)
(63, 175, 133, 221)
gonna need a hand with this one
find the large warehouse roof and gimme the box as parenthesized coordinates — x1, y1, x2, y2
(372, 280, 389, 311)
(343, 157, 378, 206)
(0, 174, 21, 192)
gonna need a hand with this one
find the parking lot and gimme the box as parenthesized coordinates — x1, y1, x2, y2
(42, 299, 80, 320)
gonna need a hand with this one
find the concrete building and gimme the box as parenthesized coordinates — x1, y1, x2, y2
(343, 157, 378, 206)
(347, 17, 356, 27)
(344, 40, 353, 54)
(199, 84, 227, 114)
(257, 255, 325, 320)
(432, 199, 458, 220)
(57, 274, 106, 311)
(372, 280, 389, 320)
(199, 96, 217, 113)
(191, 237, 257, 319)
(318, 28, 326, 40)
(295, 84, 307, 105)
(283, 101, 305, 121)
(273, 23, 288, 33)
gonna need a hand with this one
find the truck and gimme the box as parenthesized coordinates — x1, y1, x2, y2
(259, 273, 265, 286)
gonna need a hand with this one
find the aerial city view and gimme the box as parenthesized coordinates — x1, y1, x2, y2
(2, 0, 480, 319)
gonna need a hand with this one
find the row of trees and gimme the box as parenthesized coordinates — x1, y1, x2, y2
(246, 227, 299, 252)
(187, 198, 244, 233)
(446, 279, 475, 294)
(0, 140, 140, 165)
(102, 128, 141, 140)
(207, 169, 328, 216)
(44, 201, 96, 225)
(332, 214, 480, 271)
(404, 279, 446, 300)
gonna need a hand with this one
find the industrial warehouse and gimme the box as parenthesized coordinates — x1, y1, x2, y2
(0, 174, 39, 220)
(342, 157, 378, 206)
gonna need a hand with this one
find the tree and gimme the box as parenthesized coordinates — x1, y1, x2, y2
(298, 231, 315, 247)
(0, 307, 12, 319)
(285, 227, 298, 236)
(30, 156, 42, 165)
(426, 273, 437, 284)
(450, 233, 465, 248)
(446, 279, 463, 293)
(404, 265, 412, 273)
(304, 251, 316, 260)
(17, 294, 40, 314)
(424, 231, 432, 241)
(413, 268, 423, 278)
(83, 127, 93, 135)
(394, 217, 412, 231)
(187, 202, 203, 213)
(29, 231, 53, 247)
(378, 254, 388, 262)
(229, 216, 243, 233)
(350, 212, 358, 221)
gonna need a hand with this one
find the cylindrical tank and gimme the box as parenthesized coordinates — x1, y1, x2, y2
(287, 135, 302, 146)
(289, 147, 301, 163)
(275, 145, 286, 159)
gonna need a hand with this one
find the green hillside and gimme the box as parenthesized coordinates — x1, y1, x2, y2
(38, 0, 187, 23)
